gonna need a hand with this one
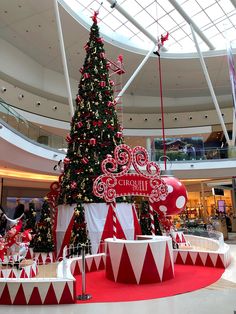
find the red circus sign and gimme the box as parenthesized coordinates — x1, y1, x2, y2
(93, 144, 168, 203)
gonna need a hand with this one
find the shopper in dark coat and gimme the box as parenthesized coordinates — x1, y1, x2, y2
(13, 199, 25, 219)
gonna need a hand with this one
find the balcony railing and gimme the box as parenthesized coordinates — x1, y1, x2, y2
(0, 100, 67, 151)
(151, 146, 236, 162)
(1, 99, 236, 161)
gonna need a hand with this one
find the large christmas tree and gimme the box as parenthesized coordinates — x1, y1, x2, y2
(57, 12, 124, 247)
(58, 12, 123, 206)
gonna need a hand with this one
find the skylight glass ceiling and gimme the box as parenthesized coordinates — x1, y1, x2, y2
(63, 0, 236, 54)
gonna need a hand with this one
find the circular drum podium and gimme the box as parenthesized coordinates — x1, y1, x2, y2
(105, 235, 174, 284)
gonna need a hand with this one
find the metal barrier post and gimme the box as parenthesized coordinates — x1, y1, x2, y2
(77, 244, 92, 301)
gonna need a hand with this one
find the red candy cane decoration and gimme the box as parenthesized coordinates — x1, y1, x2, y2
(110, 202, 117, 240)
(149, 204, 155, 236)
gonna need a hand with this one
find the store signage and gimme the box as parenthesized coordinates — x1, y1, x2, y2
(93, 144, 168, 203)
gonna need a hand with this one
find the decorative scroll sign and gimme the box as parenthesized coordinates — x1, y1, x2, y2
(93, 144, 169, 237)
(93, 144, 168, 203)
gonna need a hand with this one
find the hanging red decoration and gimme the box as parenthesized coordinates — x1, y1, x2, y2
(109, 80, 115, 86)
(116, 131, 122, 138)
(153, 176, 187, 216)
(97, 37, 104, 43)
(83, 73, 90, 79)
(77, 121, 83, 128)
(70, 181, 77, 189)
(84, 43, 89, 51)
(90, 138, 96, 146)
(66, 134, 71, 143)
(79, 67, 84, 74)
(100, 52, 105, 58)
(63, 157, 70, 164)
(100, 81, 106, 87)
(106, 62, 111, 69)
(76, 95, 82, 102)
(107, 101, 113, 107)
(82, 157, 89, 164)
(92, 120, 102, 127)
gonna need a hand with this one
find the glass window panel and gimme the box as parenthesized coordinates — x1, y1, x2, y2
(205, 3, 225, 20)
(102, 15, 123, 31)
(146, 23, 163, 38)
(120, 0, 143, 15)
(146, 3, 166, 19)
(116, 25, 135, 38)
(192, 12, 211, 28)
(178, 36, 193, 48)
(218, 0, 235, 14)
(110, 10, 127, 23)
(135, 10, 155, 27)
(67, 0, 236, 53)
(158, 14, 178, 30)
(216, 18, 233, 32)
(169, 10, 185, 24)
(137, 0, 155, 7)
(135, 32, 152, 43)
(203, 26, 219, 38)
(123, 21, 141, 34)
(95, 6, 109, 19)
(180, 24, 191, 34)
(224, 28, 236, 42)
(196, 0, 216, 9)
(158, 0, 175, 13)
(171, 29, 188, 41)
(229, 14, 236, 25)
(176, 0, 187, 5)
(181, 0, 202, 16)
(211, 32, 225, 43)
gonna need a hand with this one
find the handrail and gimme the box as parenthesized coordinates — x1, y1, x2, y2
(1, 100, 236, 162)
(0, 100, 67, 151)
(153, 146, 236, 162)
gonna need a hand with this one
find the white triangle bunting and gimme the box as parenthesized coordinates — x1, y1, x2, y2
(149, 240, 166, 281)
(125, 242, 147, 284)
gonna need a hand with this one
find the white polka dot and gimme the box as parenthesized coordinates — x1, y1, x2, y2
(159, 205, 167, 213)
(167, 185, 173, 193)
(176, 196, 186, 209)
(177, 181, 182, 186)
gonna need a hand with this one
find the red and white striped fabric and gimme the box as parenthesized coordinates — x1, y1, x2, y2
(56, 203, 141, 257)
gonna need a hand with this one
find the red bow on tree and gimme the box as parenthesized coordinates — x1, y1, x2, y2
(91, 11, 99, 23)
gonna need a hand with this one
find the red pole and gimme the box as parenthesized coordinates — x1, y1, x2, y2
(158, 55, 167, 170)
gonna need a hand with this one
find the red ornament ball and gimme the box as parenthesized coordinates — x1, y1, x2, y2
(63, 157, 70, 165)
(153, 176, 188, 215)
(77, 121, 83, 128)
(90, 138, 96, 146)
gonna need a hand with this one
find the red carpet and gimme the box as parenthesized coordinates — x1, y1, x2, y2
(76, 265, 224, 303)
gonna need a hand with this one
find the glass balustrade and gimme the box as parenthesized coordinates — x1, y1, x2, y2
(1, 99, 236, 160)
(152, 146, 236, 162)
(0, 100, 67, 151)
